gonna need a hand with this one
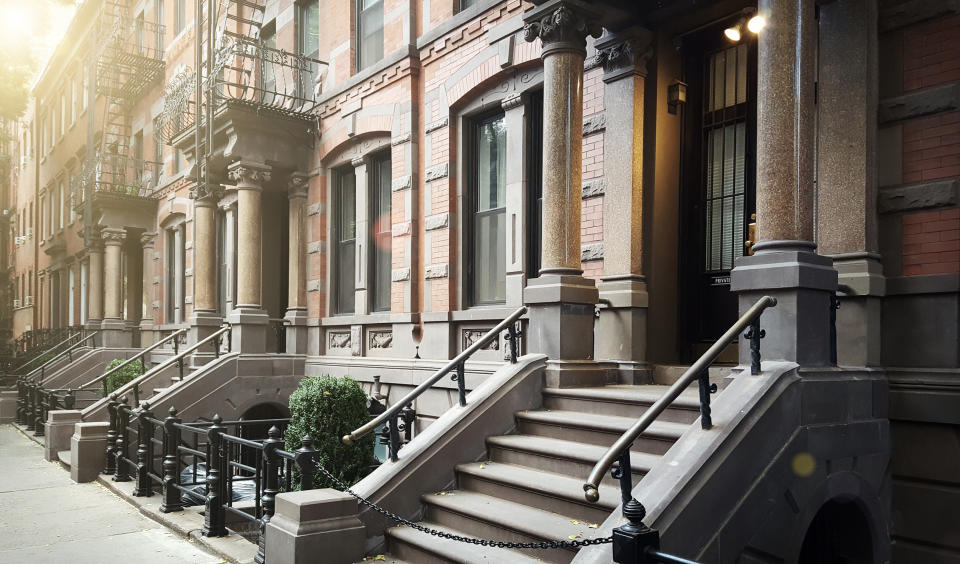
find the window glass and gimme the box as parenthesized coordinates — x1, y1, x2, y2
(370, 152, 392, 312)
(175, 0, 186, 35)
(471, 113, 507, 305)
(297, 2, 319, 96)
(334, 167, 356, 314)
(357, 0, 383, 70)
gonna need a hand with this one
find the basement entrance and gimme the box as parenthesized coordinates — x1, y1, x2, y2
(799, 498, 874, 564)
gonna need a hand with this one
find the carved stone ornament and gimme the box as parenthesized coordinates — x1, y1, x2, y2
(463, 329, 499, 351)
(523, 4, 602, 53)
(100, 228, 127, 244)
(190, 182, 225, 202)
(369, 330, 393, 349)
(328, 331, 351, 349)
(288, 173, 309, 198)
(227, 164, 271, 187)
(595, 37, 653, 78)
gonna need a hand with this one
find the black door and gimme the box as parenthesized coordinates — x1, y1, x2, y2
(680, 29, 757, 356)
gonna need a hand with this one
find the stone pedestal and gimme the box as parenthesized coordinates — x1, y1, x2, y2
(284, 308, 309, 355)
(731, 243, 837, 366)
(832, 254, 884, 366)
(70, 421, 109, 483)
(597, 276, 650, 383)
(44, 409, 81, 462)
(264, 489, 365, 564)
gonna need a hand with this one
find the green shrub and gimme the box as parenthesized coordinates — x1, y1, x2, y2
(104, 358, 145, 395)
(284, 375, 375, 490)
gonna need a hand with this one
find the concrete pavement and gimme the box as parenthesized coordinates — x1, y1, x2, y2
(0, 424, 224, 564)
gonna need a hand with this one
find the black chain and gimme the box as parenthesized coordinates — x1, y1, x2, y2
(314, 463, 613, 550)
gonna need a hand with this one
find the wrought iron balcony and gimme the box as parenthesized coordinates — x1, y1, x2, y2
(73, 157, 165, 205)
(157, 36, 326, 144)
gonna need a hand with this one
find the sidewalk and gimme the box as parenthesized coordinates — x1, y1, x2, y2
(0, 424, 224, 564)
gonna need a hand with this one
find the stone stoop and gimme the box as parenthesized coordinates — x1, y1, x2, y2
(381, 384, 703, 563)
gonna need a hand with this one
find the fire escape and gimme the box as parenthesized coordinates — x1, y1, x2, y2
(77, 0, 165, 234)
(156, 0, 325, 188)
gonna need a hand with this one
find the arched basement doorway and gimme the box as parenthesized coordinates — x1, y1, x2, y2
(799, 497, 874, 564)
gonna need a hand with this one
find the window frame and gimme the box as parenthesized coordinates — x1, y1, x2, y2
(368, 150, 392, 313)
(331, 165, 357, 315)
(355, 0, 384, 72)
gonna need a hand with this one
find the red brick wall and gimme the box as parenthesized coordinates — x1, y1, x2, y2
(902, 111, 960, 183)
(902, 14, 960, 91)
(901, 208, 960, 275)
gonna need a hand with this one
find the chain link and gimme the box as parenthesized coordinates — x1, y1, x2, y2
(313, 463, 613, 550)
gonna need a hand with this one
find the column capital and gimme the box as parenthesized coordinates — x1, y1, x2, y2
(190, 182, 225, 205)
(140, 231, 158, 248)
(523, 0, 603, 58)
(288, 173, 310, 199)
(227, 161, 271, 190)
(594, 27, 653, 82)
(101, 227, 126, 246)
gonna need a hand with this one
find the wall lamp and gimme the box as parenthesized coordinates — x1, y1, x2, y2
(724, 10, 766, 42)
(668, 80, 687, 115)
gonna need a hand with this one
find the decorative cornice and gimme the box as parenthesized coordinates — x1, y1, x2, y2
(522, 2, 602, 57)
(594, 29, 654, 82)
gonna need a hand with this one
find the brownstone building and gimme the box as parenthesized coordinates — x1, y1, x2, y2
(3, 0, 959, 562)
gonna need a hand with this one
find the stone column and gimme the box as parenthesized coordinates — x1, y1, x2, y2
(522, 0, 607, 387)
(139, 232, 157, 346)
(101, 227, 131, 348)
(816, 0, 882, 366)
(226, 161, 271, 353)
(352, 157, 370, 316)
(731, 0, 837, 366)
(285, 173, 309, 354)
(87, 237, 104, 329)
(595, 27, 653, 383)
(189, 185, 224, 352)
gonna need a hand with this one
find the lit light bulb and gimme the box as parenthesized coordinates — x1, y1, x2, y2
(724, 25, 742, 42)
(747, 15, 766, 34)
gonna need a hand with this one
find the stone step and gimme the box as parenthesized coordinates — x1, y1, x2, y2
(455, 461, 617, 524)
(486, 434, 658, 488)
(515, 410, 687, 455)
(57, 449, 71, 468)
(652, 364, 735, 386)
(386, 521, 543, 564)
(542, 385, 701, 423)
(421, 490, 607, 563)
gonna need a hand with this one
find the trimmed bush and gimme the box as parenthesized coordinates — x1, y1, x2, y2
(284, 375, 375, 490)
(104, 358, 145, 394)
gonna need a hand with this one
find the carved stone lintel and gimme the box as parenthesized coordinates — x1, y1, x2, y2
(227, 162, 271, 188)
(594, 29, 654, 82)
(522, 3, 603, 57)
(288, 173, 309, 198)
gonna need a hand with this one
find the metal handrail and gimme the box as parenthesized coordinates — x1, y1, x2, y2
(77, 328, 187, 391)
(21, 330, 96, 378)
(582, 296, 778, 503)
(343, 306, 527, 446)
(102, 325, 231, 404)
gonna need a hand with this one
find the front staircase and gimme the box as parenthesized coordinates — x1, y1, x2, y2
(383, 383, 702, 563)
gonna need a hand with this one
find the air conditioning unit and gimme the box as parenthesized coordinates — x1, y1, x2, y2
(14, 236, 24, 246)
(12, 299, 20, 308)
(25, 295, 33, 306)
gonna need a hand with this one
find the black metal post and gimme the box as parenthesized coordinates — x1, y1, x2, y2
(295, 435, 317, 490)
(113, 397, 132, 482)
(25, 384, 36, 431)
(160, 406, 183, 513)
(256, 426, 284, 564)
(134, 403, 155, 496)
(64, 390, 75, 410)
(400, 404, 416, 444)
(829, 292, 840, 365)
(744, 319, 765, 375)
(202, 414, 227, 537)
(455, 361, 466, 407)
(505, 322, 521, 364)
(15, 379, 25, 424)
(697, 371, 716, 430)
(104, 394, 119, 475)
(387, 412, 401, 462)
(35, 388, 48, 436)
(610, 448, 661, 564)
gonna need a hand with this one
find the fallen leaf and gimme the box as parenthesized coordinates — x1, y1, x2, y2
(568, 534, 580, 540)
(588, 523, 599, 529)
(570, 520, 580, 524)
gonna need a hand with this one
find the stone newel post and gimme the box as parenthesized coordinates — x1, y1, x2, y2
(731, 0, 838, 365)
(87, 236, 104, 330)
(189, 184, 224, 352)
(101, 227, 130, 347)
(285, 173, 309, 354)
(139, 232, 157, 346)
(226, 161, 271, 353)
(522, 0, 607, 387)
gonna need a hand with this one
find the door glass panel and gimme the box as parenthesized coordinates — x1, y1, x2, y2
(472, 114, 506, 305)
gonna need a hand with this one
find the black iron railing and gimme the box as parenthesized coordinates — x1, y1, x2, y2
(581, 296, 777, 563)
(103, 401, 323, 564)
(829, 284, 854, 365)
(343, 306, 526, 461)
